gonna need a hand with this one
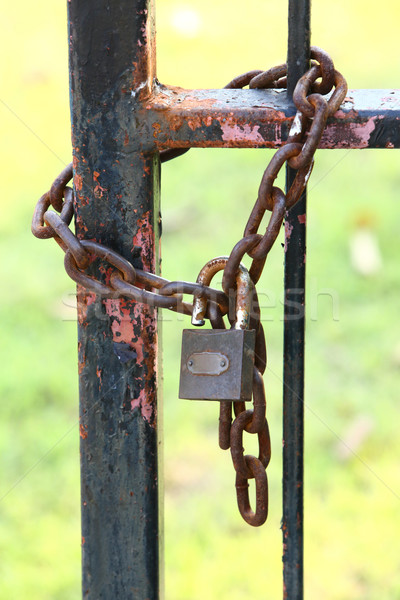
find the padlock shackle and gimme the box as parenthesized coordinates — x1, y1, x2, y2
(191, 256, 253, 329)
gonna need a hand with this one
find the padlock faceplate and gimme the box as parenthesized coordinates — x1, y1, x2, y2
(179, 329, 256, 401)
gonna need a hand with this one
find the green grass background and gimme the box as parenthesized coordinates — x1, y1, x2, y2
(1, 1, 400, 598)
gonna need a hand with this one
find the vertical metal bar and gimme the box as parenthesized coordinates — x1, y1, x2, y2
(67, 2, 162, 599)
(283, 1, 310, 599)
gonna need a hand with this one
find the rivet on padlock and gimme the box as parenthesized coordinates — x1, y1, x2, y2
(179, 257, 256, 401)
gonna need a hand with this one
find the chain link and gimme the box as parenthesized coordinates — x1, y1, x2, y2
(32, 47, 347, 527)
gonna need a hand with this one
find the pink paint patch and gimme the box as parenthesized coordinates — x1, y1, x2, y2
(284, 221, 294, 253)
(131, 397, 141, 411)
(74, 172, 83, 191)
(221, 122, 265, 144)
(111, 318, 135, 344)
(322, 116, 377, 149)
(86, 292, 96, 306)
(346, 118, 377, 148)
(104, 299, 135, 345)
(130, 389, 154, 424)
(132, 210, 155, 273)
(104, 296, 157, 426)
(297, 214, 306, 225)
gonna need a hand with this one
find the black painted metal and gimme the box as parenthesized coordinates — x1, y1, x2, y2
(64, 2, 400, 599)
(283, 1, 310, 599)
(68, 1, 162, 599)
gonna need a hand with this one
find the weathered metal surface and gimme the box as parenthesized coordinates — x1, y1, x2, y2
(186, 351, 230, 376)
(206, 298, 270, 525)
(192, 256, 253, 327)
(138, 87, 400, 150)
(179, 329, 255, 401)
(67, 1, 162, 599)
(283, 1, 309, 599)
(33, 0, 398, 589)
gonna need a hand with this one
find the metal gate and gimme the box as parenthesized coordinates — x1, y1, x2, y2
(60, 1, 400, 598)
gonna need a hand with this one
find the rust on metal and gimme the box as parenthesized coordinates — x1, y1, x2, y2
(139, 87, 400, 151)
(33, 47, 349, 530)
(235, 454, 269, 527)
(191, 256, 254, 328)
(179, 328, 255, 401)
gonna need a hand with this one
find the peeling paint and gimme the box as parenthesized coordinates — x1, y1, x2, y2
(323, 115, 377, 148)
(221, 122, 265, 144)
(131, 392, 153, 421)
(93, 171, 107, 199)
(132, 210, 155, 273)
(284, 221, 294, 253)
(77, 290, 96, 325)
(288, 111, 302, 137)
(144, 88, 400, 150)
(74, 171, 83, 192)
(104, 299, 135, 345)
(102, 296, 157, 426)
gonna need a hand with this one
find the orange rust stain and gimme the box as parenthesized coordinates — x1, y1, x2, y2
(164, 115, 183, 132)
(79, 423, 88, 439)
(187, 116, 202, 131)
(74, 172, 83, 192)
(78, 358, 85, 375)
(152, 122, 161, 138)
(75, 190, 89, 207)
(124, 132, 129, 146)
(77, 290, 96, 324)
(93, 171, 107, 199)
(177, 94, 218, 108)
(75, 214, 89, 233)
(81, 536, 85, 545)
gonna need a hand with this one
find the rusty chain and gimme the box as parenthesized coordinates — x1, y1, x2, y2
(32, 47, 347, 527)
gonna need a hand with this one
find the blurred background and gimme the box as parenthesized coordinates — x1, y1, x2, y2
(1, 1, 400, 598)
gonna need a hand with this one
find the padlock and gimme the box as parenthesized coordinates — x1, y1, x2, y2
(179, 257, 256, 401)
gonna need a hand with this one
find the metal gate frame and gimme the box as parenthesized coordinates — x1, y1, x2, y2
(67, 1, 400, 598)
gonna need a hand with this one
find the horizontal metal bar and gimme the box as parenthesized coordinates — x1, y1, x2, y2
(138, 87, 400, 150)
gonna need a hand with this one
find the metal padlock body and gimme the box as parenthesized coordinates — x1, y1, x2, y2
(179, 256, 256, 401)
(179, 328, 256, 401)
